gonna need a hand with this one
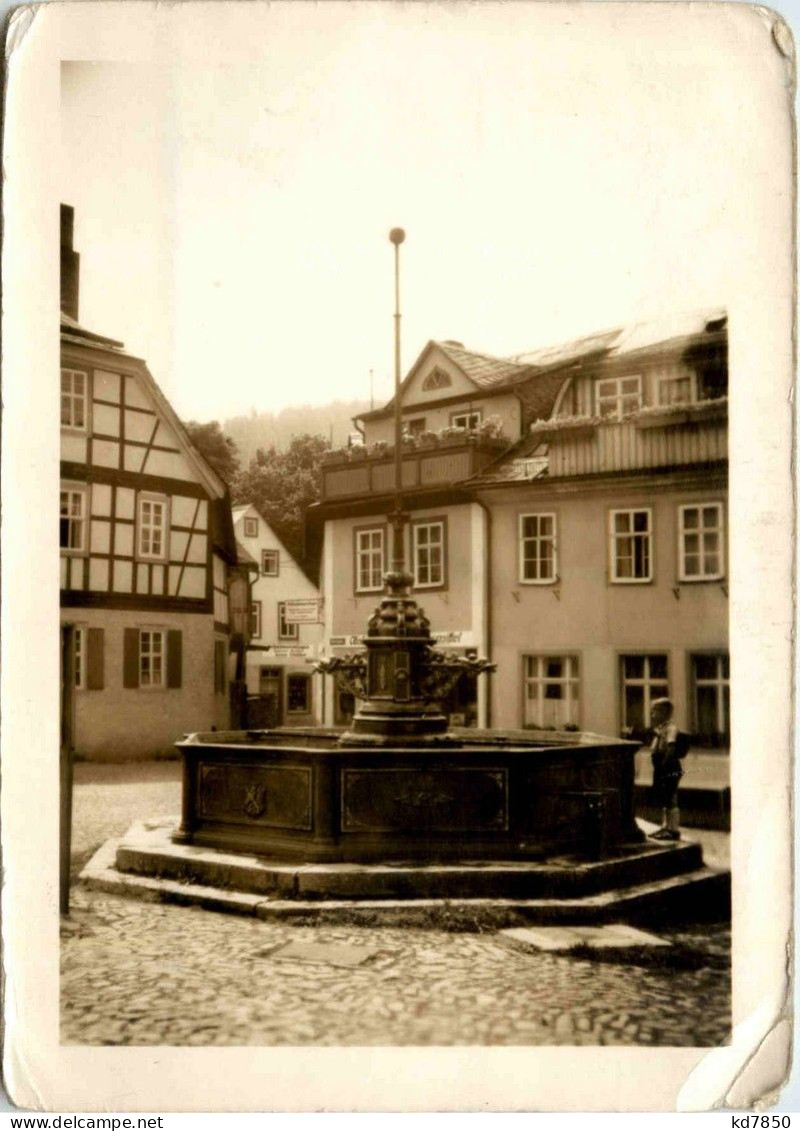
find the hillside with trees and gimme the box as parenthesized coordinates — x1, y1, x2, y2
(223, 400, 371, 465)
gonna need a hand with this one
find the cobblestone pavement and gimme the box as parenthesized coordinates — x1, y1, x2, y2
(62, 761, 730, 1048)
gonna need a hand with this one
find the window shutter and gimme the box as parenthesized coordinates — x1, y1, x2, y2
(167, 630, 183, 689)
(123, 628, 140, 688)
(86, 628, 105, 690)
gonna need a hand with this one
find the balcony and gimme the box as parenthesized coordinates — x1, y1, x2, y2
(321, 434, 508, 501)
(529, 399, 727, 478)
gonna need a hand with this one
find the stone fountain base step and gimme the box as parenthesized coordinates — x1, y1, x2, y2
(78, 819, 729, 926)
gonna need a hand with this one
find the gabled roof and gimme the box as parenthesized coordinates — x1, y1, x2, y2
(357, 339, 540, 422)
(61, 312, 228, 503)
(232, 502, 319, 588)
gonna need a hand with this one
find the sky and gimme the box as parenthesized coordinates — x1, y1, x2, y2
(60, 3, 764, 422)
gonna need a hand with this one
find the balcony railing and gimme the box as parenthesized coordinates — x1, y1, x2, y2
(530, 399, 727, 478)
(321, 435, 507, 501)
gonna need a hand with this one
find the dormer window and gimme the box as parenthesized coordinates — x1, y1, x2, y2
(422, 368, 452, 392)
(658, 375, 694, 406)
(596, 375, 642, 419)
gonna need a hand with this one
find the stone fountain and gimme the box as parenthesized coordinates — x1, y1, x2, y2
(90, 230, 724, 919)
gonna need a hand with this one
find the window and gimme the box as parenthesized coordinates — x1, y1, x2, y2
(422, 368, 452, 392)
(659, 375, 693, 406)
(406, 418, 426, 436)
(244, 516, 258, 538)
(123, 628, 181, 689)
(523, 655, 580, 729)
(355, 527, 385, 593)
(60, 486, 87, 552)
(278, 601, 299, 640)
(610, 508, 652, 582)
(73, 626, 104, 691)
(412, 520, 445, 588)
(74, 627, 85, 690)
(287, 673, 311, 714)
(261, 549, 279, 576)
(451, 410, 482, 431)
(139, 630, 165, 688)
(61, 368, 87, 430)
(250, 601, 262, 639)
(596, 375, 642, 418)
(137, 495, 168, 560)
(679, 504, 724, 580)
(691, 653, 730, 747)
(519, 513, 557, 583)
(621, 654, 669, 736)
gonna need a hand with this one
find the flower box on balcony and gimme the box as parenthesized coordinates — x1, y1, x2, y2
(528, 415, 599, 443)
(634, 397, 728, 431)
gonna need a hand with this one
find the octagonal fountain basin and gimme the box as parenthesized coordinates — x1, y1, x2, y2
(173, 727, 645, 864)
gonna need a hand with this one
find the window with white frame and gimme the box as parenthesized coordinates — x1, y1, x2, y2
(250, 601, 262, 639)
(74, 627, 86, 690)
(412, 520, 445, 588)
(261, 549, 279, 576)
(139, 629, 165, 688)
(244, 516, 258, 538)
(61, 368, 87, 430)
(519, 513, 557, 583)
(610, 508, 652, 582)
(421, 368, 451, 392)
(451, 410, 482, 431)
(596, 375, 642, 418)
(691, 653, 730, 746)
(278, 601, 299, 641)
(658, 374, 693, 406)
(138, 495, 168, 560)
(679, 503, 724, 580)
(523, 655, 580, 729)
(620, 654, 669, 735)
(60, 486, 87, 552)
(355, 528, 385, 592)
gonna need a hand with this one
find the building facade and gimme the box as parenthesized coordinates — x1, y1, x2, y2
(60, 206, 238, 759)
(310, 315, 728, 755)
(232, 504, 324, 727)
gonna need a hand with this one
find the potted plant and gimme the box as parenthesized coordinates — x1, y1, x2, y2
(349, 444, 368, 461)
(417, 429, 439, 450)
(369, 439, 389, 458)
(475, 414, 505, 440)
(322, 447, 348, 466)
(439, 425, 469, 447)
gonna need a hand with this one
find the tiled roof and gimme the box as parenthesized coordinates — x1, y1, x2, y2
(466, 435, 550, 487)
(435, 342, 535, 389)
(60, 310, 124, 349)
(235, 540, 259, 568)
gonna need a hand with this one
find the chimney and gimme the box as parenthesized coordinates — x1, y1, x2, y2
(60, 204, 80, 319)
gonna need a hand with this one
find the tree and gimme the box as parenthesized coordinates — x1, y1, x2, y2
(184, 420, 240, 485)
(232, 433, 328, 565)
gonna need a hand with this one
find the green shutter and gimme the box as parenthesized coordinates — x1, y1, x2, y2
(86, 628, 104, 690)
(167, 630, 183, 689)
(123, 628, 139, 688)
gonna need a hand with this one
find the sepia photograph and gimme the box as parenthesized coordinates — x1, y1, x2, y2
(2, 0, 794, 1113)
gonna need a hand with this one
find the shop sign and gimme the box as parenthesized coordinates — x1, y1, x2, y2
(271, 645, 310, 658)
(283, 598, 323, 624)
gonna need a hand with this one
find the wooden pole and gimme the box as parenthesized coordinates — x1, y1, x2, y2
(59, 624, 76, 915)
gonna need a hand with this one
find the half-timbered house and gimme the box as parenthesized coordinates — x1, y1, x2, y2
(60, 205, 238, 759)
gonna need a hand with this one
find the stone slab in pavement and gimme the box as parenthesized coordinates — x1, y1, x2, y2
(499, 924, 670, 953)
(265, 941, 382, 967)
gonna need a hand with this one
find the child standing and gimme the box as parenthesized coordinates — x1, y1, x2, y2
(649, 697, 690, 841)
